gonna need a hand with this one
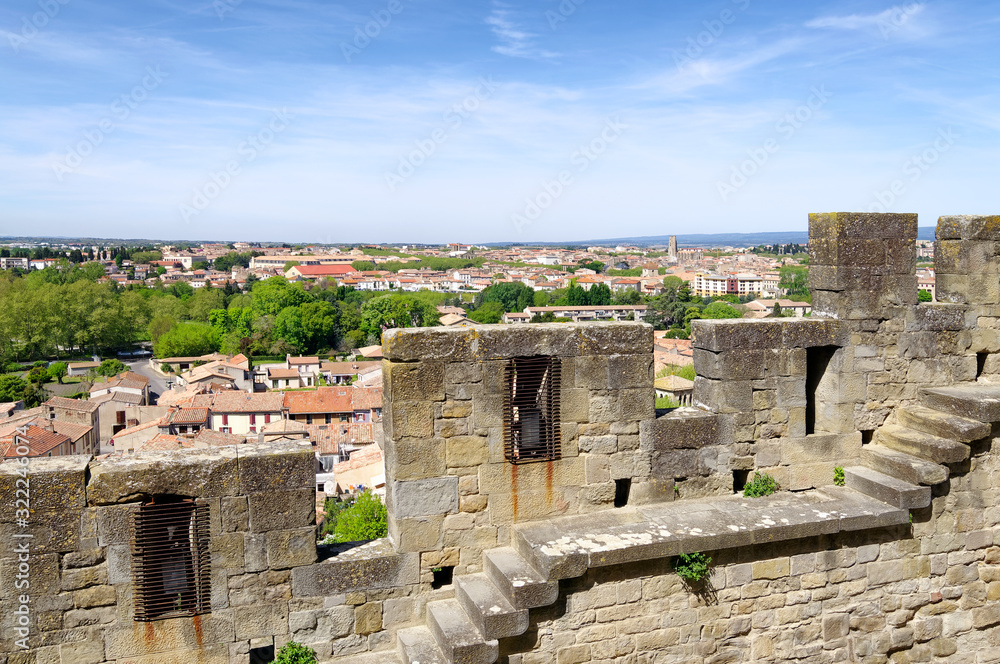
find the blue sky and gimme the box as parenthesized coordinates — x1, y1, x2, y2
(0, 0, 997, 243)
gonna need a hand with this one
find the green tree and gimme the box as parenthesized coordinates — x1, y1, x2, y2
(918, 289, 933, 302)
(0, 375, 27, 402)
(47, 362, 67, 384)
(586, 283, 612, 306)
(97, 358, 127, 376)
(153, 323, 219, 358)
(778, 265, 809, 299)
(467, 301, 505, 324)
(475, 282, 535, 313)
(170, 281, 194, 300)
(324, 490, 388, 543)
(702, 301, 743, 319)
(251, 277, 313, 316)
(360, 294, 438, 335)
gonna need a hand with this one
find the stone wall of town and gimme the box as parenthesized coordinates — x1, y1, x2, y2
(501, 430, 1000, 664)
(381, 323, 658, 580)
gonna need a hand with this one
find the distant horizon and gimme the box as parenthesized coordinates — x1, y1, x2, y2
(0, 226, 939, 249)
(3, 1, 995, 242)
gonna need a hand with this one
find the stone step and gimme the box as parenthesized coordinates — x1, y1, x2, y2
(875, 424, 970, 464)
(482, 547, 559, 611)
(426, 599, 499, 664)
(326, 650, 403, 664)
(454, 573, 529, 640)
(897, 403, 991, 442)
(860, 444, 949, 486)
(919, 385, 1000, 423)
(398, 625, 447, 664)
(844, 466, 931, 510)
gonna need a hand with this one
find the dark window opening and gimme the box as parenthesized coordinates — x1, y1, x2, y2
(861, 430, 874, 445)
(503, 356, 561, 464)
(806, 346, 838, 435)
(431, 565, 454, 590)
(131, 496, 211, 621)
(978, 353, 989, 379)
(614, 478, 631, 508)
(249, 645, 275, 664)
(733, 469, 750, 493)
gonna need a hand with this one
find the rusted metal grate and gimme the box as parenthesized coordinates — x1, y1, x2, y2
(131, 498, 211, 621)
(503, 356, 561, 464)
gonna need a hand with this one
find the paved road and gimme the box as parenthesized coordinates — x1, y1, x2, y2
(126, 360, 170, 404)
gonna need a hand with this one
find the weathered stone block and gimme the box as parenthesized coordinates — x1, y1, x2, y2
(640, 410, 726, 451)
(221, 495, 249, 533)
(385, 437, 446, 481)
(575, 355, 609, 389)
(694, 376, 753, 413)
(385, 360, 446, 402)
(781, 433, 863, 466)
(441, 400, 473, 418)
(621, 388, 655, 422)
(383, 327, 478, 362)
(651, 449, 707, 479)
(87, 446, 241, 505)
(809, 212, 917, 241)
(248, 488, 315, 533)
(692, 319, 784, 351)
(388, 514, 443, 552)
(781, 319, 848, 348)
(0, 456, 89, 511)
(578, 435, 617, 454)
(446, 436, 489, 467)
(355, 602, 382, 635)
(607, 354, 653, 389)
(561, 388, 590, 423)
(292, 540, 418, 596)
(479, 457, 585, 494)
(937, 214, 1000, 241)
(235, 602, 289, 641)
(238, 443, 316, 493)
(390, 477, 458, 519)
(266, 528, 317, 569)
(210, 532, 246, 569)
(104, 613, 236, 659)
(390, 400, 435, 439)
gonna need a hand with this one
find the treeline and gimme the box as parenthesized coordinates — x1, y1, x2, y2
(0, 266, 443, 362)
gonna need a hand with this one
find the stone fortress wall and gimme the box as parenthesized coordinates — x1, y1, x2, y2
(3, 212, 1000, 663)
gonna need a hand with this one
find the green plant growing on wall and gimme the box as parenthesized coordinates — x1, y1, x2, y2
(674, 552, 712, 583)
(320, 490, 387, 543)
(834, 467, 845, 486)
(273, 641, 318, 664)
(743, 472, 779, 498)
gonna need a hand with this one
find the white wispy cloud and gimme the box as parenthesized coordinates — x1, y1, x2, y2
(485, 3, 556, 59)
(806, 4, 927, 38)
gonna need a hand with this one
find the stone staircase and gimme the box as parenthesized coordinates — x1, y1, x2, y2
(329, 384, 1000, 664)
(844, 385, 997, 511)
(385, 486, 911, 664)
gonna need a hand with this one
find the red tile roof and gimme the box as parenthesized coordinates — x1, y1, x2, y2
(1, 425, 71, 457)
(45, 396, 99, 413)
